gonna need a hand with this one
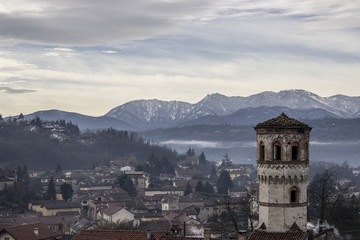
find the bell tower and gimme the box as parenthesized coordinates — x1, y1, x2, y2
(254, 113, 311, 232)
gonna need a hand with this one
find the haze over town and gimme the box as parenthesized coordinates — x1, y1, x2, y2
(1, 0, 360, 117)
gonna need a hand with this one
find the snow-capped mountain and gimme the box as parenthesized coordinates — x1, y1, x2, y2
(15, 90, 360, 130)
(105, 90, 360, 129)
(105, 99, 192, 128)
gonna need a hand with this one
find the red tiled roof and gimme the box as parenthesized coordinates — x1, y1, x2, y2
(73, 230, 209, 240)
(248, 230, 308, 240)
(159, 236, 203, 240)
(0, 222, 58, 240)
(72, 229, 164, 240)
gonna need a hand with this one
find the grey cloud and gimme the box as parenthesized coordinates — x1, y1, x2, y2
(0, 87, 36, 94)
(0, 0, 211, 46)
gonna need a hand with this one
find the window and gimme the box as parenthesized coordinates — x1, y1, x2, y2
(273, 142, 281, 160)
(259, 142, 265, 161)
(292, 145, 299, 160)
(290, 187, 299, 203)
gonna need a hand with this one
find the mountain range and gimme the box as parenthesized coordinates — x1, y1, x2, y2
(14, 89, 360, 130)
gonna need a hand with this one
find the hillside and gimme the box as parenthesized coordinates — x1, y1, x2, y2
(0, 120, 178, 170)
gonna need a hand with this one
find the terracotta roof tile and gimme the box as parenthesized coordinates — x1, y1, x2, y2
(72, 229, 164, 240)
(0, 222, 58, 240)
(255, 113, 311, 129)
(248, 230, 308, 240)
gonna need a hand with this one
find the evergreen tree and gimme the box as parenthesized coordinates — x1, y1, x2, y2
(117, 174, 137, 197)
(0, 114, 3, 121)
(221, 153, 232, 168)
(184, 181, 192, 196)
(55, 164, 62, 174)
(18, 113, 24, 119)
(217, 171, 233, 195)
(60, 183, 73, 201)
(186, 148, 195, 157)
(199, 152, 206, 165)
(195, 181, 204, 192)
(31, 116, 42, 127)
(203, 181, 214, 194)
(46, 177, 56, 200)
(209, 164, 218, 182)
(16, 165, 30, 185)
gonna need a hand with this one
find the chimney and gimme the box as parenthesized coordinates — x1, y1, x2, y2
(238, 230, 247, 240)
(33, 228, 39, 236)
(183, 222, 186, 237)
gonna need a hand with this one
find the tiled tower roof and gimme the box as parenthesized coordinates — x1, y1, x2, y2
(254, 113, 311, 129)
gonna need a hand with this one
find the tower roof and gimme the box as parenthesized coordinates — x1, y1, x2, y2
(254, 113, 311, 129)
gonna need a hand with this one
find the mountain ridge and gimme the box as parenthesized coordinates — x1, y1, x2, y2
(7, 89, 360, 130)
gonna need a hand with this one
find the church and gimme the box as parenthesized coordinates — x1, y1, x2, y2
(248, 113, 333, 240)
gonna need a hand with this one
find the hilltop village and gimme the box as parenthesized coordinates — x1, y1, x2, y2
(0, 114, 360, 239)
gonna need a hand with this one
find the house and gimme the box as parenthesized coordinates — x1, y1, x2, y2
(0, 169, 17, 191)
(143, 195, 163, 211)
(224, 164, 255, 180)
(125, 171, 150, 189)
(145, 186, 184, 197)
(0, 222, 58, 240)
(0, 211, 77, 235)
(28, 200, 81, 216)
(352, 167, 360, 176)
(178, 194, 205, 210)
(100, 202, 135, 223)
(161, 195, 180, 211)
(135, 212, 163, 222)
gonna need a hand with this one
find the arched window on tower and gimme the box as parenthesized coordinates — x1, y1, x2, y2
(273, 141, 281, 160)
(259, 142, 265, 161)
(290, 186, 299, 203)
(292, 143, 299, 160)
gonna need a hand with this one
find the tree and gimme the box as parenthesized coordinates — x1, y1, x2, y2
(55, 164, 62, 174)
(195, 181, 204, 192)
(221, 153, 232, 168)
(238, 190, 259, 231)
(117, 174, 137, 197)
(46, 177, 56, 200)
(203, 181, 214, 194)
(209, 164, 218, 182)
(199, 152, 206, 165)
(308, 168, 348, 224)
(18, 113, 24, 119)
(217, 171, 233, 195)
(60, 183, 73, 201)
(186, 148, 195, 157)
(184, 181, 192, 196)
(17, 165, 30, 185)
(31, 116, 42, 127)
(0, 114, 3, 121)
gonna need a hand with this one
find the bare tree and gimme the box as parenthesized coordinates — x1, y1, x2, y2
(238, 190, 259, 232)
(308, 168, 349, 224)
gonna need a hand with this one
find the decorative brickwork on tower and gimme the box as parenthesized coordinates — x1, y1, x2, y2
(254, 113, 312, 232)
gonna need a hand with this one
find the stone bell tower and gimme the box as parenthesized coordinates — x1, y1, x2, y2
(254, 113, 312, 232)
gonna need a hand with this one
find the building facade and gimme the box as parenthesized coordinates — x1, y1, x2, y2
(254, 113, 311, 232)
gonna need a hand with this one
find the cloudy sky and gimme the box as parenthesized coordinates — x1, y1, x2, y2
(1, 0, 359, 117)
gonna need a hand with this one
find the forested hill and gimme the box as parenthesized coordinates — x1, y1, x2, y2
(0, 119, 178, 170)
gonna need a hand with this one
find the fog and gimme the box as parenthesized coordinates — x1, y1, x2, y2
(160, 140, 360, 166)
